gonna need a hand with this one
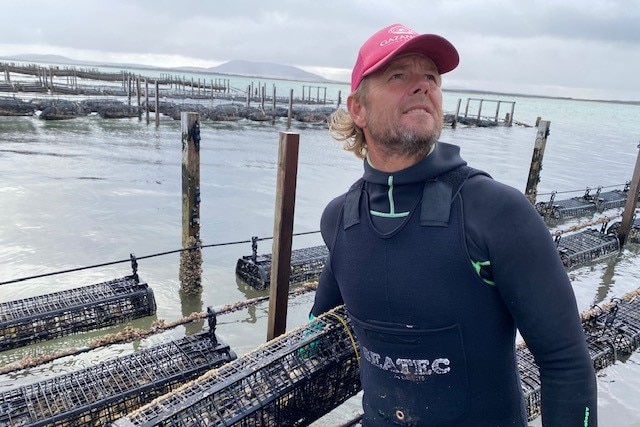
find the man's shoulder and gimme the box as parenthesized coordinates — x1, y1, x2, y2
(461, 173, 537, 216)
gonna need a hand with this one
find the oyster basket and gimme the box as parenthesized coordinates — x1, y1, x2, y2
(235, 245, 328, 290)
(112, 305, 361, 427)
(595, 189, 628, 211)
(0, 329, 235, 427)
(0, 275, 156, 351)
(556, 229, 620, 268)
(536, 197, 597, 220)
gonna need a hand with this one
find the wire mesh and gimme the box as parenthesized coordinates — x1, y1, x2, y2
(235, 245, 328, 290)
(556, 229, 620, 268)
(112, 305, 361, 427)
(0, 276, 156, 351)
(0, 331, 235, 427)
(516, 345, 542, 421)
(595, 190, 628, 211)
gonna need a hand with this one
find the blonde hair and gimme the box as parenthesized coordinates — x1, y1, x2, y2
(328, 81, 368, 159)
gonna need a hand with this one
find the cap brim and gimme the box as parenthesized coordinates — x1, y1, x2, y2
(363, 34, 459, 80)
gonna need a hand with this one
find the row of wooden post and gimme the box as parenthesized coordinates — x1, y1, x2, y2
(452, 97, 515, 127)
(179, 113, 640, 342)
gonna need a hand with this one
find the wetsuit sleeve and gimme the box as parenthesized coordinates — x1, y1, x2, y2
(462, 176, 597, 427)
(311, 195, 345, 316)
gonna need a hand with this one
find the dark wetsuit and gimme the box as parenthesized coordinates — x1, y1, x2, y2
(311, 142, 597, 426)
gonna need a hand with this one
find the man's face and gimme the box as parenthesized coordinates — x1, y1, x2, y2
(350, 54, 444, 158)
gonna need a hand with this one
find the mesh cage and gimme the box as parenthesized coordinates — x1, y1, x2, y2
(516, 345, 541, 421)
(607, 218, 640, 244)
(536, 197, 597, 220)
(0, 276, 156, 351)
(112, 305, 360, 427)
(556, 229, 620, 268)
(235, 245, 328, 290)
(595, 190, 628, 211)
(583, 295, 640, 360)
(0, 331, 235, 427)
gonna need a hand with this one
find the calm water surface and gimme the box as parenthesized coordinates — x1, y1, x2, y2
(0, 88, 639, 426)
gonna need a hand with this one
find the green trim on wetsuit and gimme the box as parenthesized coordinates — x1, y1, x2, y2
(370, 176, 410, 218)
(471, 260, 496, 286)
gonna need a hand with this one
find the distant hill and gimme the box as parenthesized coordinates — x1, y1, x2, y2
(1, 54, 330, 83)
(203, 60, 330, 83)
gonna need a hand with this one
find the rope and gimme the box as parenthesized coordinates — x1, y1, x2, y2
(325, 311, 361, 366)
(0, 230, 320, 287)
(537, 182, 628, 197)
(549, 214, 621, 236)
(0, 282, 319, 375)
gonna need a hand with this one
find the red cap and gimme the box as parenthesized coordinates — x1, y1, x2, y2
(351, 24, 459, 92)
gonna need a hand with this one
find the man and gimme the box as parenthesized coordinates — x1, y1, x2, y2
(311, 24, 597, 426)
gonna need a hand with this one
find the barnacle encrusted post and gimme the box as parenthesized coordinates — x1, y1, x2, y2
(179, 112, 202, 294)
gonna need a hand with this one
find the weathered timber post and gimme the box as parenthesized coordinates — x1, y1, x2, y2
(476, 99, 484, 122)
(267, 132, 300, 341)
(617, 142, 640, 247)
(179, 112, 202, 295)
(155, 80, 160, 127)
(145, 79, 150, 125)
(246, 85, 251, 107)
(49, 67, 54, 95)
(287, 89, 293, 129)
(127, 73, 132, 106)
(494, 101, 501, 122)
(136, 76, 141, 120)
(524, 120, 551, 204)
(453, 98, 461, 128)
(509, 102, 515, 126)
(464, 98, 470, 117)
(337, 90, 342, 108)
(272, 85, 277, 112)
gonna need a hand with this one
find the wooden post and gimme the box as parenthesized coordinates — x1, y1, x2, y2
(476, 99, 483, 122)
(261, 85, 265, 110)
(272, 85, 277, 112)
(246, 85, 251, 107)
(287, 89, 293, 129)
(617, 142, 640, 247)
(155, 80, 160, 127)
(179, 112, 202, 294)
(494, 101, 501, 122)
(323, 87, 327, 105)
(509, 102, 515, 126)
(127, 73, 132, 106)
(136, 76, 141, 120)
(453, 98, 461, 128)
(464, 98, 470, 117)
(145, 79, 150, 125)
(524, 120, 551, 204)
(337, 90, 342, 108)
(267, 132, 300, 341)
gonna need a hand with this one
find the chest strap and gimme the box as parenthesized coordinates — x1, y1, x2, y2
(343, 165, 484, 230)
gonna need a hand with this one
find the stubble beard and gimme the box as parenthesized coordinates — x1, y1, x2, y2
(367, 115, 444, 159)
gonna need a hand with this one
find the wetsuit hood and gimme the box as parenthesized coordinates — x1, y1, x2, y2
(363, 142, 467, 185)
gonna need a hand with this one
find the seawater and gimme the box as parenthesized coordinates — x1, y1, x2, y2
(0, 84, 639, 426)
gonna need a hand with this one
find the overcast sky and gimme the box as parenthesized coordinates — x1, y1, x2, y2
(1, 0, 638, 101)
